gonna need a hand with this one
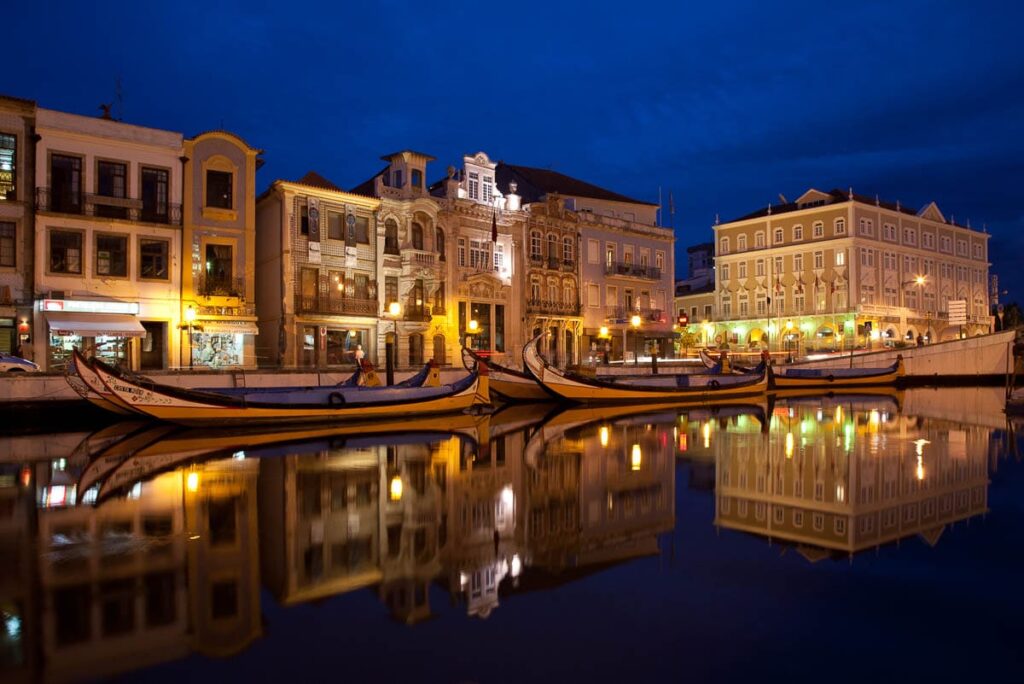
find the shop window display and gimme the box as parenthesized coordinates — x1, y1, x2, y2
(191, 332, 242, 368)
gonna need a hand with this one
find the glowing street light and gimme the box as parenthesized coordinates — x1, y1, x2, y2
(630, 315, 641, 366)
(631, 444, 642, 470)
(389, 475, 403, 501)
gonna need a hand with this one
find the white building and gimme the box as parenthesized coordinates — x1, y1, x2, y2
(32, 108, 184, 371)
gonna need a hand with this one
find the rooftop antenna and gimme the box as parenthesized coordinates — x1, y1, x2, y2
(714, 213, 720, 225)
(767, 202, 772, 216)
(669, 190, 676, 230)
(875, 194, 880, 206)
(848, 187, 853, 201)
(778, 193, 788, 204)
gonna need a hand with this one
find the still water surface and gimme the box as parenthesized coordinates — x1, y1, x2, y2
(3, 387, 1022, 682)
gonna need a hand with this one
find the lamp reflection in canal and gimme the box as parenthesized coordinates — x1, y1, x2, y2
(389, 474, 403, 501)
(702, 421, 711, 448)
(186, 470, 199, 492)
(914, 438, 930, 481)
(785, 432, 794, 458)
(631, 443, 642, 471)
(599, 425, 610, 447)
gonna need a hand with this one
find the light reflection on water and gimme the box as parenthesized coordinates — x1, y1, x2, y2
(1, 386, 1020, 681)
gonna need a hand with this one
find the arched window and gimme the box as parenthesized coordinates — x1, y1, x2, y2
(754, 232, 765, 248)
(773, 228, 784, 244)
(564, 283, 575, 308)
(384, 219, 399, 254)
(720, 237, 730, 254)
(433, 334, 446, 365)
(531, 280, 541, 302)
(835, 218, 846, 235)
(411, 222, 424, 250)
(562, 236, 574, 264)
(548, 283, 559, 302)
(530, 231, 542, 259)
(546, 234, 558, 260)
(436, 227, 446, 260)
(408, 333, 424, 367)
(737, 234, 747, 251)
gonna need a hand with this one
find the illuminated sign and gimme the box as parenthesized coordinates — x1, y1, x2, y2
(42, 299, 140, 315)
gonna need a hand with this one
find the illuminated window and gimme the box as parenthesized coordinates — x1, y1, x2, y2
(0, 133, 15, 200)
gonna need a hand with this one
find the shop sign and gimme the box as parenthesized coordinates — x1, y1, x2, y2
(42, 299, 140, 315)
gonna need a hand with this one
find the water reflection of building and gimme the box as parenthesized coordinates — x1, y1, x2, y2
(21, 455, 259, 682)
(713, 401, 990, 557)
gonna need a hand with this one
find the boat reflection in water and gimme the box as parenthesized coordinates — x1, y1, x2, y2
(0, 387, 1011, 681)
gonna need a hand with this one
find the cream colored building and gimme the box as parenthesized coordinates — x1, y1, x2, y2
(711, 188, 991, 353)
(0, 95, 35, 356)
(32, 108, 185, 371)
(255, 172, 381, 367)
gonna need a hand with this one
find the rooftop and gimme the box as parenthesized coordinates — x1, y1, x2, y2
(495, 163, 658, 207)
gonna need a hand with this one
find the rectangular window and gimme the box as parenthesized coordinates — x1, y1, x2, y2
(205, 244, 233, 290)
(656, 251, 665, 271)
(139, 239, 169, 279)
(468, 172, 479, 200)
(51, 154, 82, 212)
(495, 304, 505, 352)
(755, 259, 764, 277)
(774, 256, 783, 274)
(354, 216, 370, 244)
(588, 239, 600, 264)
(469, 240, 489, 270)
(588, 283, 599, 307)
(0, 133, 15, 200)
(835, 218, 846, 234)
(605, 243, 615, 268)
(384, 276, 398, 307)
(606, 285, 618, 307)
(814, 251, 823, 269)
(0, 222, 14, 267)
(721, 263, 730, 280)
(141, 167, 169, 222)
(50, 230, 82, 274)
(328, 211, 344, 240)
(836, 250, 845, 266)
(494, 243, 504, 271)
(813, 222, 824, 238)
(458, 238, 466, 267)
(793, 225, 803, 241)
(738, 262, 747, 278)
(206, 170, 233, 209)
(97, 160, 127, 199)
(794, 254, 803, 271)
(299, 204, 309, 235)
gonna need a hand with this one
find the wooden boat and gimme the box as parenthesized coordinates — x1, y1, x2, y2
(462, 346, 551, 402)
(523, 334, 768, 404)
(91, 357, 491, 426)
(68, 352, 138, 415)
(698, 348, 756, 373)
(69, 348, 441, 418)
(770, 356, 904, 390)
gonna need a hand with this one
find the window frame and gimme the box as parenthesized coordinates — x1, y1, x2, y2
(48, 228, 85, 275)
(138, 238, 170, 281)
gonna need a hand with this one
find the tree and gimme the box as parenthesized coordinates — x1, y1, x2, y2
(677, 328, 701, 357)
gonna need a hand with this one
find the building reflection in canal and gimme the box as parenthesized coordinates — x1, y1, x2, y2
(0, 387, 1011, 681)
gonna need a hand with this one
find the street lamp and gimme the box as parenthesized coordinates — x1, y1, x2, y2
(467, 318, 479, 349)
(630, 314, 641, 367)
(184, 305, 196, 369)
(784, 319, 794, 361)
(385, 301, 401, 385)
(598, 325, 610, 365)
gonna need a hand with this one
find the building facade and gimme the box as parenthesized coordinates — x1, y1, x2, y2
(255, 172, 381, 368)
(0, 95, 35, 357)
(181, 132, 262, 369)
(712, 188, 991, 354)
(32, 108, 185, 371)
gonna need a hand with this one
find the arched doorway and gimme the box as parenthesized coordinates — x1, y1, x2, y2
(815, 325, 835, 351)
(747, 328, 765, 350)
(433, 334, 446, 365)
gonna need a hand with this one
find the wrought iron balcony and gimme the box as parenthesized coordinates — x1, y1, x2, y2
(36, 187, 182, 225)
(196, 275, 246, 298)
(527, 298, 581, 316)
(604, 262, 662, 280)
(606, 307, 667, 323)
(294, 294, 378, 316)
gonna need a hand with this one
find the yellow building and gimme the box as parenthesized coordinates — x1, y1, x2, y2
(181, 131, 262, 369)
(711, 188, 991, 354)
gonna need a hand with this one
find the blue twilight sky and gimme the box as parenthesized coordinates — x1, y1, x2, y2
(5, 0, 1024, 295)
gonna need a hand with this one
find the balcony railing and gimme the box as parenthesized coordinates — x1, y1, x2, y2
(403, 251, 437, 268)
(604, 262, 662, 280)
(36, 187, 182, 225)
(295, 294, 378, 316)
(527, 299, 581, 316)
(560, 259, 576, 272)
(196, 275, 246, 298)
(606, 307, 667, 323)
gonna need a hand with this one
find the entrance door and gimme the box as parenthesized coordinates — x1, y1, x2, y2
(140, 321, 165, 370)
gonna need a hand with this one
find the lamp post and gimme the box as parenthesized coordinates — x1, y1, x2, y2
(630, 314, 641, 367)
(386, 301, 401, 385)
(184, 305, 196, 370)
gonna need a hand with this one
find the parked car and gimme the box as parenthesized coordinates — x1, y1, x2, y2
(0, 353, 40, 373)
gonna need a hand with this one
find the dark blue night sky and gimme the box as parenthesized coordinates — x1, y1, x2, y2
(6, 1, 1023, 292)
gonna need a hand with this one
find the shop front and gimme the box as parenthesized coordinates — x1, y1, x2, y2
(189, 318, 259, 369)
(41, 299, 146, 371)
(299, 323, 373, 369)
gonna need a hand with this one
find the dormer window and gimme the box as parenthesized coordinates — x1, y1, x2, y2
(483, 176, 494, 203)
(468, 172, 479, 200)
(393, 169, 403, 188)
(411, 169, 423, 188)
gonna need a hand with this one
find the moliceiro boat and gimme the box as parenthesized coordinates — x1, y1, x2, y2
(462, 346, 551, 402)
(770, 355, 904, 390)
(88, 357, 491, 427)
(523, 335, 768, 404)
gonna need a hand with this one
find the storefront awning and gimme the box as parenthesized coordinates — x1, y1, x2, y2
(46, 312, 147, 337)
(197, 320, 259, 335)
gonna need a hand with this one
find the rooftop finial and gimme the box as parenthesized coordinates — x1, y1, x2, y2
(848, 187, 853, 201)
(714, 213, 720, 225)
(875, 194, 880, 206)
(767, 202, 772, 216)
(896, 200, 900, 211)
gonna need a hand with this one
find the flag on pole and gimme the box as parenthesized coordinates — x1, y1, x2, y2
(491, 209, 498, 243)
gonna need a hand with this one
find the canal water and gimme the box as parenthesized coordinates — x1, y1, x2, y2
(2, 386, 1021, 682)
